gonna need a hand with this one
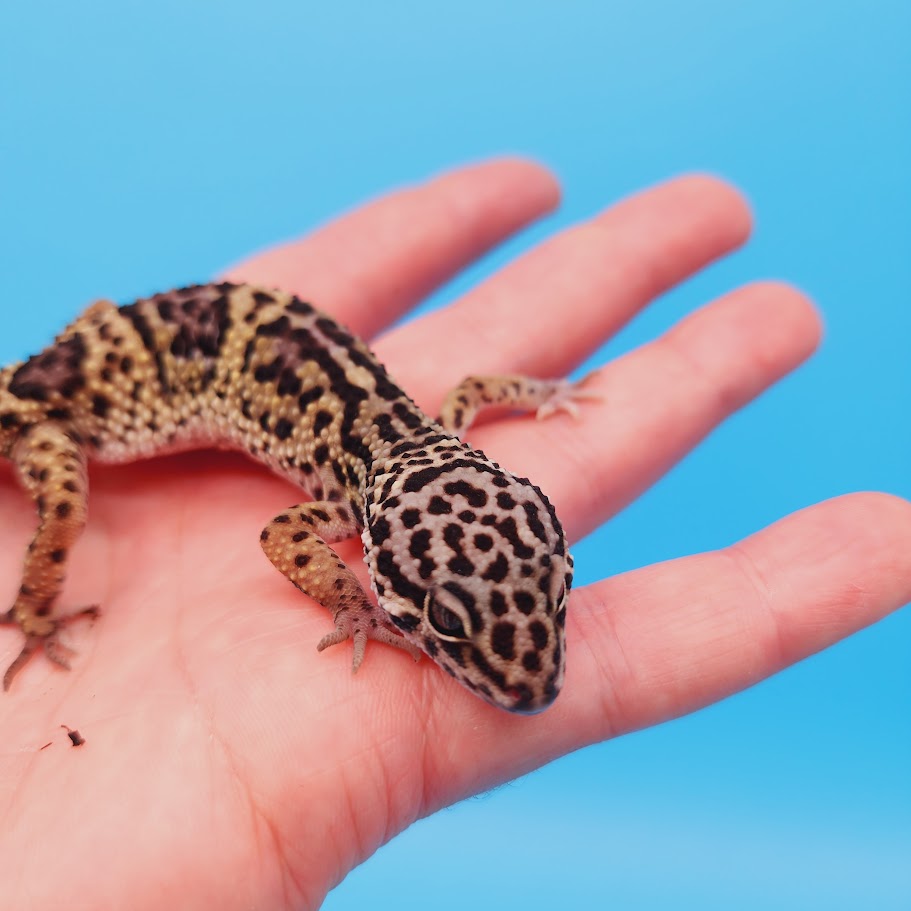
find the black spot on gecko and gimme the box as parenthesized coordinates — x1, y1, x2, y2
(274, 418, 294, 440)
(428, 496, 451, 515)
(473, 533, 494, 552)
(482, 552, 509, 583)
(514, 591, 536, 616)
(312, 410, 333, 436)
(490, 590, 508, 616)
(469, 646, 506, 690)
(401, 508, 421, 528)
(297, 385, 324, 410)
(254, 359, 282, 383)
(443, 523, 464, 550)
(522, 501, 549, 543)
(9, 333, 88, 403)
(447, 555, 475, 576)
(287, 297, 314, 315)
(277, 369, 302, 397)
(409, 528, 431, 557)
(491, 621, 516, 660)
(443, 480, 488, 507)
(392, 402, 424, 430)
(376, 549, 426, 607)
(496, 516, 535, 559)
(120, 304, 170, 393)
(529, 620, 549, 649)
(374, 414, 402, 444)
(390, 613, 420, 633)
(91, 395, 110, 418)
(440, 639, 467, 667)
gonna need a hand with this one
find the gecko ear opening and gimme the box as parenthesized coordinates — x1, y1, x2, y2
(424, 588, 472, 641)
(549, 554, 568, 605)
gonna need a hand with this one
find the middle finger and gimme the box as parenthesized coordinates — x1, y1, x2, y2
(451, 280, 821, 543)
(377, 173, 752, 410)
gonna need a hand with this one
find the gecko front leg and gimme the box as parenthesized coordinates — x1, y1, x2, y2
(260, 501, 421, 671)
(2, 422, 99, 690)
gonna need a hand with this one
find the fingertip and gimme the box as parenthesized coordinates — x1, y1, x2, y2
(820, 491, 911, 556)
(668, 172, 754, 245)
(435, 155, 562, 223)
(510, 157, 563, 212)
(460, 155, 562, 208)
(736, 280, 824, 361)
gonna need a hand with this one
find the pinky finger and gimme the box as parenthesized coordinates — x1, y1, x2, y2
(568, 491, 911, 741)
(421, 492, 911, 809)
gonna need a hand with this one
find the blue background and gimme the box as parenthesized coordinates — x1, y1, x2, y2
(2, 2, 908, 908)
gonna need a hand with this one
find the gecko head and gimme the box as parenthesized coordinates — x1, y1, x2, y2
(363, 456, 572, 713)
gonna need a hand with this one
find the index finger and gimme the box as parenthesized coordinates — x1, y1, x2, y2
(221, 157, 560, 338)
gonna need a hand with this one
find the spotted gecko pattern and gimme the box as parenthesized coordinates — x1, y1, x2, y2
(0, 284, 592, 712)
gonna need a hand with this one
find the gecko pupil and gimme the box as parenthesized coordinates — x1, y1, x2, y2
(428, 601, 467, 637)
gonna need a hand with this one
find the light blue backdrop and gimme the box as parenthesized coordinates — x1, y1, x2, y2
(2, 2, 908, 908)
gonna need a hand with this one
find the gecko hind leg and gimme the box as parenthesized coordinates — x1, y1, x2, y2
(2, 420, 97, 692)
(2, 605, 100, 691)
(438, 373, 601, 437)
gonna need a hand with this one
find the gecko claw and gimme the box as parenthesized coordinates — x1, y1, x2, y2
(534, 378, 602, 422)
(3, 638, 40, 692)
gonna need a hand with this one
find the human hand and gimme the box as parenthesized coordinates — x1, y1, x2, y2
(2, 159, 909, 910)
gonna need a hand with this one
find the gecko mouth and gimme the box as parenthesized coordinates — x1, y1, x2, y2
(503, 683, 554, 715)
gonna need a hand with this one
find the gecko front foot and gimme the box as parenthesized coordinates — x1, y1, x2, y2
(317, 602, 422, 673)
(1, 606, 100, 691)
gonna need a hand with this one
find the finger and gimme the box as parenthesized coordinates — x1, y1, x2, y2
(220, 157, 560, 338)
(377, 173, 752, 401)
(569, 491, 911, 739)
(452, 281, 822, 542)
(419, 492, 911, 807)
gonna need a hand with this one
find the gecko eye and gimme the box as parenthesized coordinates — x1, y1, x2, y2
(425, 590, 471, 640)
(429, 602, 467, 637)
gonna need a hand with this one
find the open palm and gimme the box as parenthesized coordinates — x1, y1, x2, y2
(2, 160, 909, 910)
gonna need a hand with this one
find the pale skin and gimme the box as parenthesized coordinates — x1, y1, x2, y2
(1, 160, 910, 910)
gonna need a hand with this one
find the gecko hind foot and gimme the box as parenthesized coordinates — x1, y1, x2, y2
(2, 606, 100, 692)
(535, 378, 603, 421)
(317, 605, 422, 673)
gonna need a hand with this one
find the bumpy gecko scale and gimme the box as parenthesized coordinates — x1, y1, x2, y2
(0, 284, 594, 712)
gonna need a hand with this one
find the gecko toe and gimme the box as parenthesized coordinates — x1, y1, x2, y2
(3, 638, 41, 692)
(316, 606, 422, 672)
